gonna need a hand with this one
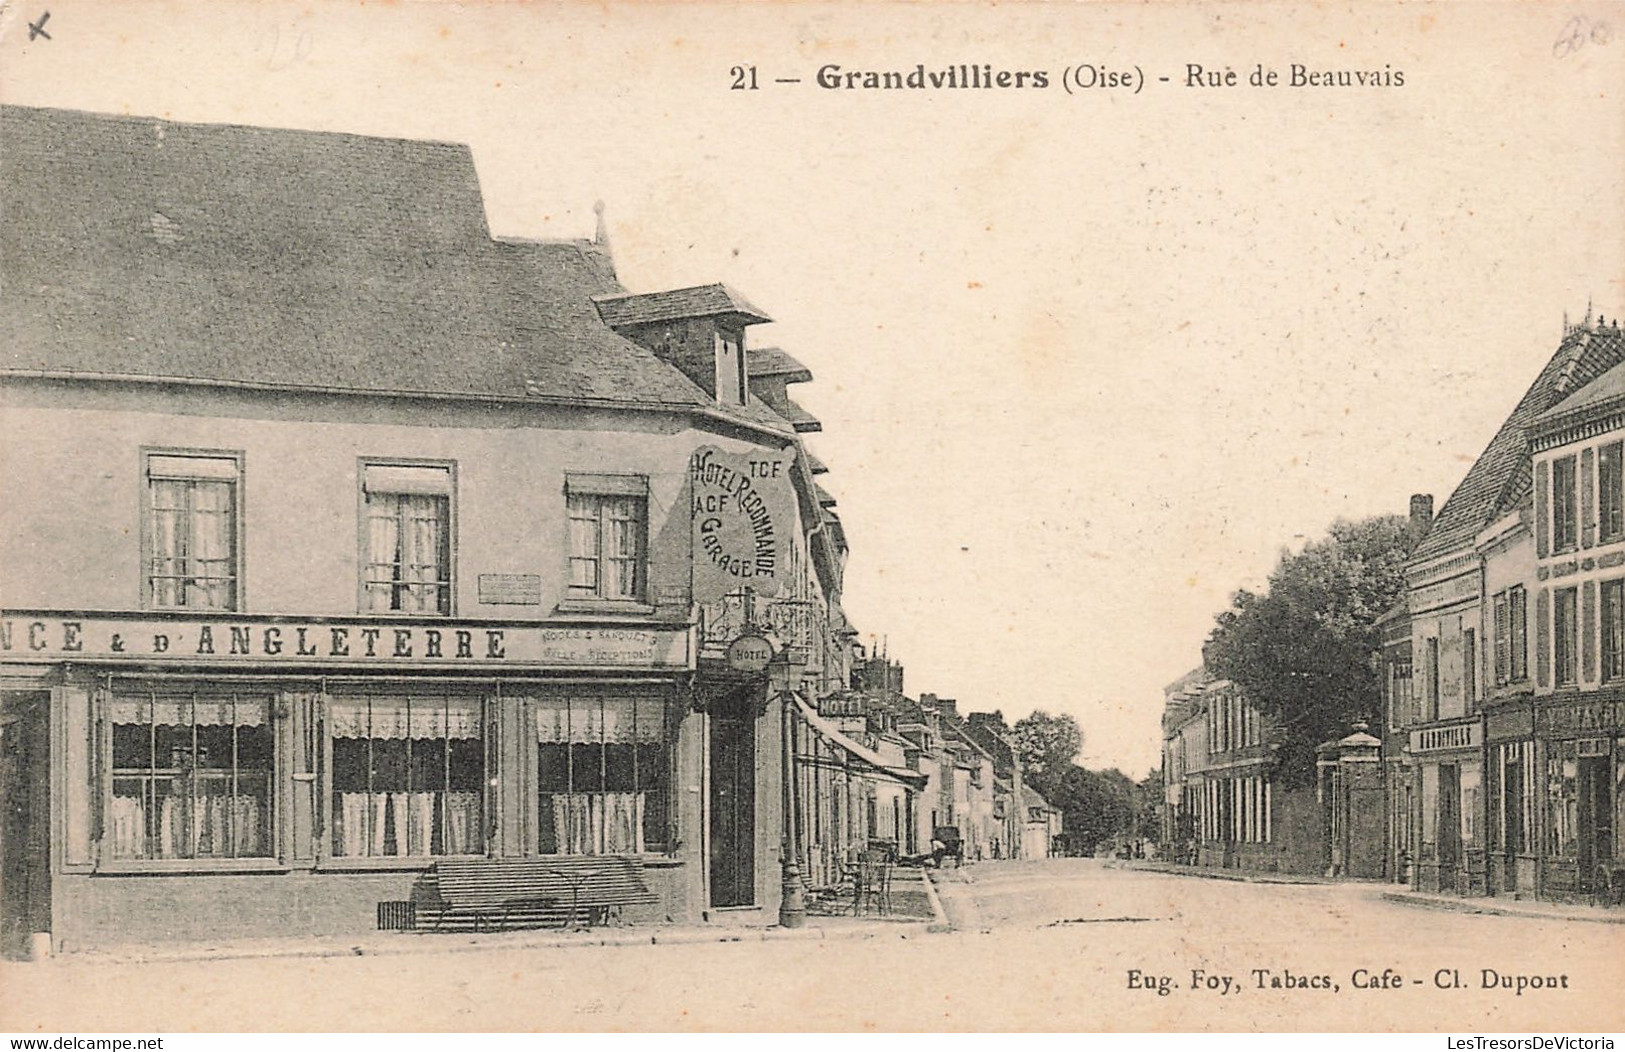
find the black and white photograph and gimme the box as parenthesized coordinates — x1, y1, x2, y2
(1, 0, 1622, 1036)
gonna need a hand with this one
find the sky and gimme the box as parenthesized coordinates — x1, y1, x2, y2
(4, 0, 1622, 777)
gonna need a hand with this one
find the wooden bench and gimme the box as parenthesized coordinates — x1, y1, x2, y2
(416, 857, 659, 932)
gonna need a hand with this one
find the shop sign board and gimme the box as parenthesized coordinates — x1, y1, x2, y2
(1539, 698, 1625, 737)
(690, 445, 796, 602)
(0, 613, 691, 670)
(1408, 722, 1480, 753)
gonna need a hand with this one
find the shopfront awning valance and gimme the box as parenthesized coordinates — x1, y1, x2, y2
(791, 694, 926, 790)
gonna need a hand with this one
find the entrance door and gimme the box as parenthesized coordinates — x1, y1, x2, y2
(708, 716, 755, 908)
(1577, 755, 1613, 885)
(1438, 764, 1462, 889)
(1, 692, 51, 960)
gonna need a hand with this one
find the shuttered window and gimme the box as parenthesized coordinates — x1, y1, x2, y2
(1602, 442, 1625, 543)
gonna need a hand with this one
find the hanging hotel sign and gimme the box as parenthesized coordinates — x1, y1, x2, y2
(725, 633, 774, 673)
(0, 614, 691, 670)
(690, 445, 796, 603)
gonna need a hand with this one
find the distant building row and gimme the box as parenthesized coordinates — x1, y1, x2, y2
(1159, 313, 1625, 904)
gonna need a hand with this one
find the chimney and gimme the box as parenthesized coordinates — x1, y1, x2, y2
(1409, 493, 1434, 540)
(936, 699, 959, 720)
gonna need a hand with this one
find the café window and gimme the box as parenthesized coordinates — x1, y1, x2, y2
(329, 695, 485, 858)
(1554, 587, 1579, 687)
(535, 692, 669, 855)
(565, 474, 648, 603)
(108, 690, 273, 861)
(1552, 455, 1578, 551)
(145, 451, 241, 610)
(1602, 441, 1625, 543)
(1604, 579, 1625, 682)
(362, 462, 453, 615)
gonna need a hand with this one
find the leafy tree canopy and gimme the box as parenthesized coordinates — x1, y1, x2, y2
(1010, 710, 1082, 777)
(1202, 514, 1417, 785)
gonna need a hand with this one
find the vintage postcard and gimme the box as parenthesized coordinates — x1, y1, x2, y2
(1, 0, 1622, 1036)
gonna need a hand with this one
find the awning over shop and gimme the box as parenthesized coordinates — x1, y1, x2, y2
(790, 693, 927, 790)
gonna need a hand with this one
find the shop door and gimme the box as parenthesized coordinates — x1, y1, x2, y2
(1, 692, 51, 960)
(1577, 755, 1613, 881)
(708, 716, 755, 908)
(1437, 764, 1462, 877)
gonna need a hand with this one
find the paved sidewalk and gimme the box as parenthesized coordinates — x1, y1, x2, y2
(1380, 888, 1625, 925)
(1106, 858, 1337, 885)
(37, 870, 949, 966)
(1110, 857, 1625, 925)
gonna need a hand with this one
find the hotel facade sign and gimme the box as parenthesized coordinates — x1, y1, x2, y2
(0, 613, 691, 670)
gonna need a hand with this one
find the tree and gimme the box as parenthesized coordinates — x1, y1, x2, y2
(1010, 710, 1082, 778)
(1202, 514, 1416, 787)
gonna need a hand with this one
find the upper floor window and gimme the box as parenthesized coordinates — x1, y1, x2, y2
(1603, 578, 1625, 682)
(1602, 442, 1625, 543)
(566, 474, 648, 604)
(361, 462, 453, 615)
(1552, 455, 1578, 552)
(145, 451, 242, 610)
(1508, 585, 1528, 683)
(1554, 586, 1579, 686)
(1425, 636, 1441, 720)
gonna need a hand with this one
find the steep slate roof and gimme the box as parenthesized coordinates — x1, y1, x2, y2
(747, 346, 813, 383)
(1411, 324, 1625, 562)
(593, 285, 771, 328)
(1536, 333, 1625, 425)
(780, 397, 822, 432)
(0, 105, 730, 410)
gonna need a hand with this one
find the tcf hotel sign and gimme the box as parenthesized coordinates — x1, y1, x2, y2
(690, 445, 796, 602)
(0, 614, 691, 670)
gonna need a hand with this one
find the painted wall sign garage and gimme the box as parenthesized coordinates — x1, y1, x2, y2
(0, 614, 690, 669)
(690, 445, 796, 602)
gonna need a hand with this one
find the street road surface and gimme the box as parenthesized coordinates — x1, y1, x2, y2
(3, 859, 1619, 1032)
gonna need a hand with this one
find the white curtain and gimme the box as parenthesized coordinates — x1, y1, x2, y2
(547, 792, 644, 854)
(187, 481, 234, 607)
(110, 696, 268, 727)
(534, 697, 664, 743)
(328, 697, 481, 740)
(365, 500, 401, 612)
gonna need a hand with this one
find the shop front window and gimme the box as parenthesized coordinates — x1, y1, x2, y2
(109, 691, 272, 860)
(329, 695, 484, 858)
(535, 693, 668, 855)
(1546, 741, 1579, 858)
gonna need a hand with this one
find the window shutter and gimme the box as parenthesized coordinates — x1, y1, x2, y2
(1581, 447, 1596, 549)
(1535, 587, 1551, 687)
(1536, 460, 1550, 557)
(1582, 579, 1598, 683)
